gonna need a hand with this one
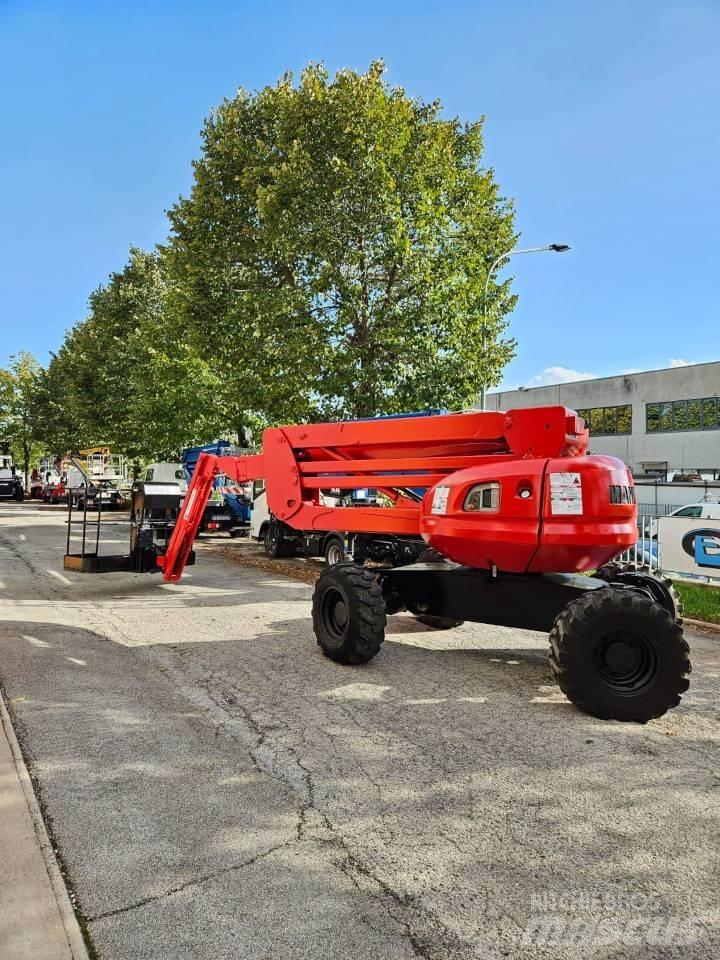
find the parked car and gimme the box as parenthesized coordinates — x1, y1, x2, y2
(649, 501, 720, 539)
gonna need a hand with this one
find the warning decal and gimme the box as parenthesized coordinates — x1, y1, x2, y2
(431, 485, 450, 515)
(549, 472, 583, 515)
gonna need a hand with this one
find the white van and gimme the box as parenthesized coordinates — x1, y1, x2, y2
(650, 500, 720, 538)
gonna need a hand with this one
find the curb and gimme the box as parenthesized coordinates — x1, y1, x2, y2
(685, 617, 720, 634)
(0, 692, 90, 960)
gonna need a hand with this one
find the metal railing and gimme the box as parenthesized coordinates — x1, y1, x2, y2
(616, 514, 658, 569)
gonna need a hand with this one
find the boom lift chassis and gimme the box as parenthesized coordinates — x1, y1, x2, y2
(159, 407, 690, 723)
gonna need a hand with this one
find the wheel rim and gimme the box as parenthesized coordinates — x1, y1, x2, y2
(594, 629, 658, 695)
(326, 543, 343, 565)
(320, 586, 348, 645)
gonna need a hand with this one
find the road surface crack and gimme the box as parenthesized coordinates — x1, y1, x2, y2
(86, 838, 295, 923)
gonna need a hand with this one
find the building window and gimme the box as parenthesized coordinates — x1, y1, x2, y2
(576, 404, 632, 436)
(646, 397, 720, 432)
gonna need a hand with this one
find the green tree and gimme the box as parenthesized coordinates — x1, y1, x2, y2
(37, 248, 233, 459)
(0, 352, 44, 487)
(166, 60, 517, 420)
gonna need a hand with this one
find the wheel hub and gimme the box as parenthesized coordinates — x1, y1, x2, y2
(604, 640, 640, 675)
(333, 598, 347, 628)
(594, 629, 658, 695)
(321, 586, 348, 642)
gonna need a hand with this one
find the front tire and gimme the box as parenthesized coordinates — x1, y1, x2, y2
(312, 562, 386, 664)
(549, 586, 690, 722)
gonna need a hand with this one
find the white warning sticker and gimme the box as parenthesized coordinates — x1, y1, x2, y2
(431, 485, 450, 515)
(550, 472, 583, 515)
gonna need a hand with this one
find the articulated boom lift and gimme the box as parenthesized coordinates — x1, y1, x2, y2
(160, 406, 690, 723)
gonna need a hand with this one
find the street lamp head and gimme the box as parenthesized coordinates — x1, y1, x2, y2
(549, 243, 571, 252)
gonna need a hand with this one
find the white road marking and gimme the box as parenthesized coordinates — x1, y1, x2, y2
(46, 569, 73, 585)
(23, 635, 50, 648)
(65, 657, 87, 666)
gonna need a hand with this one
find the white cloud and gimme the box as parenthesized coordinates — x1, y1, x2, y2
(524, 365, 598, 387)
(494, 357, 713, 393)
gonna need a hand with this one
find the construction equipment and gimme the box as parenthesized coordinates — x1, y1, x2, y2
(64, 455, 192, 573)
(250, 485, 426, 564)
(154, 406, 688, 721)
(63, 482, 192, 572)
(80, 447, 127, 485)
(0, 446, 24, 501)
(183, 441, 252, 536)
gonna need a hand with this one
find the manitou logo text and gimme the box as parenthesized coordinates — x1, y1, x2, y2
(609, 485, 635, 505)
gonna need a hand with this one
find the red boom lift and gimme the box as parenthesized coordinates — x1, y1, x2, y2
(159, 406, 690, 723)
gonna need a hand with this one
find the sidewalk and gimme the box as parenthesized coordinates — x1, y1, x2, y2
(0, 692, 88, 960)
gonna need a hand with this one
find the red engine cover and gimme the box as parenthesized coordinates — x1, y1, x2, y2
(419, 455, 636, 574)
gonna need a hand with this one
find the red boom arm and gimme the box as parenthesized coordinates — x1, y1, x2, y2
(159, 407, 592, 582)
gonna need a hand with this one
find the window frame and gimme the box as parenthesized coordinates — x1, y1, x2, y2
(646, 396, 720, 433)
(576, 403, 632, 436)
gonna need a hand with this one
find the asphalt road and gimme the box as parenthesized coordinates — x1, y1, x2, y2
(0, 501, 718, 959)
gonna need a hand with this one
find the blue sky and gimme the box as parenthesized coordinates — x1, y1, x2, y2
(1, 0, 718, 389)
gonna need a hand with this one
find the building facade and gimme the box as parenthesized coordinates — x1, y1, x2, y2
(487, 361, 720, 480)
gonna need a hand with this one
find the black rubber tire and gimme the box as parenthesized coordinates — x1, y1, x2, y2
(14, 487, 24, 502)
(312, 562, 386, 664)
(549, 585, 690, 722)
(595, 561, 683, 621)
(264, 522, 294, 558)
(323, 536, 345, 566)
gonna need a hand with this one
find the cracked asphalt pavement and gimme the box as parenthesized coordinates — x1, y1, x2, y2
(1, 502, 719, 958)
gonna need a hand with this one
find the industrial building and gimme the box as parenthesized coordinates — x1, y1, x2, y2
(487, 360, 720, 480)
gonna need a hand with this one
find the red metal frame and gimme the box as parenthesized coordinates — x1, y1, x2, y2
(159, 406, 592, 581)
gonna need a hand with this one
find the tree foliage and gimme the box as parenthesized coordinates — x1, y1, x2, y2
(36, 249, 229, 459)
(166, 61, 516, 419)
(5, 62, 519, 462)
(0, 352, 44, 483)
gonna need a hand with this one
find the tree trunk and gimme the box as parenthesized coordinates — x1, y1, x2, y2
(23, 441, 30, 492)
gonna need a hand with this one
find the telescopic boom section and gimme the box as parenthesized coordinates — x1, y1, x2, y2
(158, 406, 588, 582)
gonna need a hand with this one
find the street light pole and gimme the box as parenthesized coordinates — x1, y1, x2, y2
(479, 243, 570, 410)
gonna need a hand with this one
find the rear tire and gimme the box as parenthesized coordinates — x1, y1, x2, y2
(312, 562, 385, 664)
(549, 586, 690, 722)
(595, 561, 683, 621)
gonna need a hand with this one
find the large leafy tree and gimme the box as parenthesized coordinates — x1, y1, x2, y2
(166, 61, 517, 420)
(0, 352, 44, 486)
(36, 248, 233, 459)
